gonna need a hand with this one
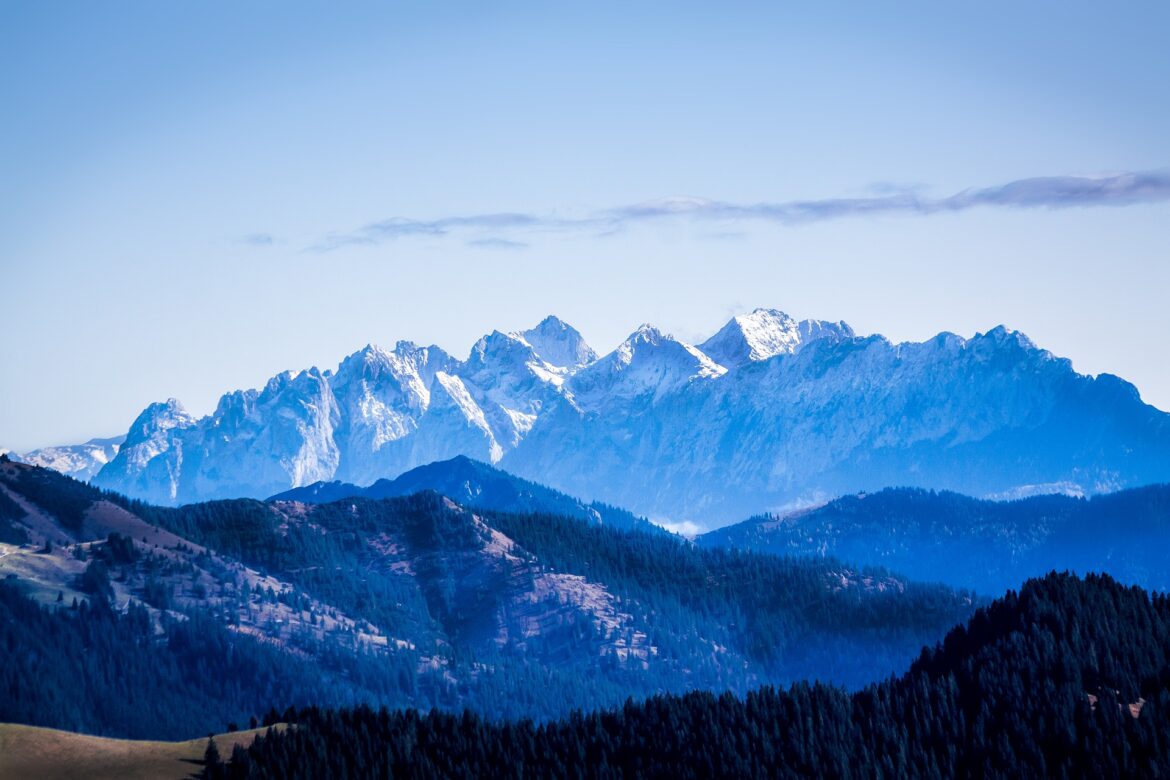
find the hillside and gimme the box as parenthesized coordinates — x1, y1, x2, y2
(0, 459, 973, 738)
(698, 485, 1170, 593)
(0, 723, 280, 780)
(210, 572, 1170, 778)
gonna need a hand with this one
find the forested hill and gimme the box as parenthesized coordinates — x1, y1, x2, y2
(698, 485, 1170, 594)
(211, 572, 1170, 779)
(269, 455, 659, 534)
(0, 459, 972, 739)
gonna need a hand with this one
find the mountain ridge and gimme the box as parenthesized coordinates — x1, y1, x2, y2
(698, 483, 1170, 593)
(270, 455, 664, 535)
(64, 309, 1170, 527)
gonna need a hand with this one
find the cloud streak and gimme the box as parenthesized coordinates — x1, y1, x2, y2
(310, 171, 1170, 251)
(467, 237, 529, 251)
(239, 232, 276, 246)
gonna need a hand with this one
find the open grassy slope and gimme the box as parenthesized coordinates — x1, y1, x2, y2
(0, 723, 282, 780)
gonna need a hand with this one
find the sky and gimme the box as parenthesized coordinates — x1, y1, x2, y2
(2, 1, 1168, 452)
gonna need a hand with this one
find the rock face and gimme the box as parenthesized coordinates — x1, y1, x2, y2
(90, 310, 1170, 528)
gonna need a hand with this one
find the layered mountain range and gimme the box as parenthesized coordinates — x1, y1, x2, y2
(0, 459, 971, 736)
(71, 309, 1170, 527)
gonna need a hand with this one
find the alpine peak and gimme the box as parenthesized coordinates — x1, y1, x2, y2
(521, 315, 597, 369)
(700, 309, 854, 366)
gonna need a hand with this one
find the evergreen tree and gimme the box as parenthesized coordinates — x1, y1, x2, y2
(204, 736, 221, 766)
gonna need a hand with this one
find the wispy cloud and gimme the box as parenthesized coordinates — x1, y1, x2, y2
(467, 237, 529, 251)
(314, 213, 548, 251)
(239, 232, 276, 246)
(310, 171, 1170, 251)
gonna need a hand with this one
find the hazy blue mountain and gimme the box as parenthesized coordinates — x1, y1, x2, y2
(271, 455, 663, 534)
(698, 484, 1170, 593)
(86, 310, 1170, 528)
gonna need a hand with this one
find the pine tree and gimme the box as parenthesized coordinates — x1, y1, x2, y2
(204, 735, 221, 766)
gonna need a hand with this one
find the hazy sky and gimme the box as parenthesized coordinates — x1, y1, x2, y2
(2, 2, 1168, 451)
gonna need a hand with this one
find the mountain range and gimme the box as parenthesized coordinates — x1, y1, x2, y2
(11, 309, 1165, 529)
(4, 453, 1169, 776)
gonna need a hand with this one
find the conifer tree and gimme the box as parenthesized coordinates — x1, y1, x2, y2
(203, 735, 220, 767)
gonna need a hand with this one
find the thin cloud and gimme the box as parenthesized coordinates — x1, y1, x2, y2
(467, 237, 529, 251)
(310, 170, 1170, 251)
(314, 213, 549, 251)
(239, 232, 276, 246)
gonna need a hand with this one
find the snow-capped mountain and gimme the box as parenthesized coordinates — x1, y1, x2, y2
(88, 309, 1170, 527)
(15, 436, 126, 482)
(698, 309, 853, 366)
(568, 324, 726, 408)
(521, 314, 597, 369)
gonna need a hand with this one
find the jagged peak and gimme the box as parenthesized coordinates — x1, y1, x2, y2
(613, 324, 723, 373)
(335, 344, 397, 381)
(700, 309, 854, 366)
(261, 366, 327, 396)
(798, 318, 855, 341)
(353, 342, 394, 362)
(394, 339, 452, 364)
(394, 339, 421, 353)
(521, 315, 596, 369)
(533, 314, 570, 331)
(138, 397, 190, 422)
(464, 329, 577, 394)
(979, 324, 1037, 350)
(124, 398, 195, 445)
(213, 387, 259, 419)
(335, 341, 452, 388)
(468, 329, 541, 366)
(567, 324, 724, 407)
(629, 322, 664, 342)
(613, 325, 664, 363)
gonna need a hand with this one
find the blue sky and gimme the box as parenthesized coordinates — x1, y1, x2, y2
(2, 1, 1168, 451)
